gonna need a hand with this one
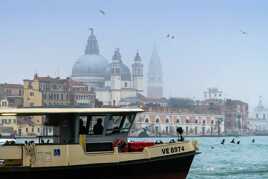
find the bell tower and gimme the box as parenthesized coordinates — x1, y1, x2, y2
(111, 49, 122, 106)
(147, 46, 163, 98)
(132, 51, 143, 92)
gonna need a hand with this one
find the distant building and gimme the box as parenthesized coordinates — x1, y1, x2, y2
(201, 88, 225, 107)
(204, 88, 223, 100)
(23, 74, 95, 108)
(224, 99, 248, 135)
(147, 46, 163, 99)
(0, 116, 17, 137)
(252, 97, 268, 120)
(16, 117, 41, 137)
(22, 74, 96, 137)
(119, 95, 168, 108)
(131, 109, 224, 137)
(0, 83, 23, 108)
(71, 29, 143, 106)
(136, 95, 248, 135)
(0, 83, 23, 136)
(248, 97, 268, 134)
(68, 80, 96, 106)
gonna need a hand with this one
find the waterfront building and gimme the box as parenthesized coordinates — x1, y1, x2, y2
(252, 97, 268, 120)
(71, 29, 144, 106)
(147, 46, 163, 99)
(0, 83, 23, 108)
(0, 83, 23, 136)
(224, 99, 248, 135)
(23, 74, 95, 108)
(0, 116, 17, 137)
(248, 98, 268, 134)
(131, 107, 224, 137)
(16, 117, 41, 137)
(0, 83, 23, 98)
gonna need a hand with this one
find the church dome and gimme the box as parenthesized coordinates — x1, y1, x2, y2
(72, 54, 108, 77)
(104, 63, 131, 81)
(71, 28, 108, 78)
(104, 49, 131, 81)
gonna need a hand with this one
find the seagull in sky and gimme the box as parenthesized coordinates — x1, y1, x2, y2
(99, 9, 106, 15)
(166, 34, 170, 38)
(240, 30, 248, 35)
(171, 35, 175, 39)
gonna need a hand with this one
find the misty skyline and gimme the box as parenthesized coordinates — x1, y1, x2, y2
(1, 0, 268, 109)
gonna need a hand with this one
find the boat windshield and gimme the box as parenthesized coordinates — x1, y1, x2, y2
(105, 114, 133, 135)
(0, 108, 141, 145)
(79, 113, 135, 136)
(17, 113, 137, 144)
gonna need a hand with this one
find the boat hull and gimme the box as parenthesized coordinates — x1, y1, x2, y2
(0, 151, 196, 179)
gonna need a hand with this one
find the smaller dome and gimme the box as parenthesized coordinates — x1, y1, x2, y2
(72, 54, 108, 77)
(104, 63, 131, 81)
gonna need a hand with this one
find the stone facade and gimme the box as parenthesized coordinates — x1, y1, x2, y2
(223, 99, 248, 135)
(0, 83, 23, 108)
(131, 110, 224, 137)
(23, 74, 95, 107)
(0, 83, 24, 136)
(248, 98, 268, 134)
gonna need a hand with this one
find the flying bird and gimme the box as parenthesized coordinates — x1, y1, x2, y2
(240, 30, 247, 35)
(171, 35, 175, 39)
(166, 34, 170, 38)
(99, 9, 106, 15)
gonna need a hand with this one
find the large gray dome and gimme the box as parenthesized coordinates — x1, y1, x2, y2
(104, 63, 131, 81)
(72, 29, 109, 78)
(72, 54, 108, 77)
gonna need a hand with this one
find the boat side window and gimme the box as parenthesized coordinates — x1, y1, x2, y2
(120, 114, 134, 133)
(87, 116, 106, 136)
(105, 114, 135, 135)
(105, 115, 124, 135)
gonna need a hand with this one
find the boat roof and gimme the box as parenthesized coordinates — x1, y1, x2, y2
(0, 107, 144, 116)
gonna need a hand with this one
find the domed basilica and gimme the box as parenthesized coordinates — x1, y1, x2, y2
(71, 29, 144, 106)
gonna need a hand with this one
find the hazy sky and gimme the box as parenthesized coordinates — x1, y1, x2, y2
(1, 0, 268, 109)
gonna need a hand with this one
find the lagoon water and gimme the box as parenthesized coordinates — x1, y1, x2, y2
(188, 136, 268, 179)
(131, 136, 268, 179)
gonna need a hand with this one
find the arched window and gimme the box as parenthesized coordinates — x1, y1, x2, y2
(186, 119, 189, 123)
(211, 120, 214, 124)
(203, 120, 206, 124)
(176, 119, 180, 124)
(145, 118, 149, 123)
(195, 120, 198, 124)
(124, 82, 128, 88)
(156, 118, 160, 123)
(165, 119, 169, 123)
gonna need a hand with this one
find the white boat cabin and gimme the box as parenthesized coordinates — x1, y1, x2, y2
(0, 108, 143, 152)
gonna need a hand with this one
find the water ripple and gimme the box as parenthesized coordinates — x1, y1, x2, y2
(188, 136, 268, 179)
